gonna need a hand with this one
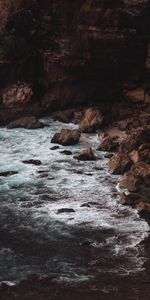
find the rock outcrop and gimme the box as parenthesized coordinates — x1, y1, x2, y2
(74, 147, 96, 161)
(0, 0, 149, 122)
(7, 116, 44, 129)
(51, 129, 81, 146)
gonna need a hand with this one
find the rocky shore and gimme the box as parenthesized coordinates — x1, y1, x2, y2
(0, 1, 150, 299)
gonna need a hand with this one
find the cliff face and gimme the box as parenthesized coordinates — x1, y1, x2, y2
(0, 0, 150, 122)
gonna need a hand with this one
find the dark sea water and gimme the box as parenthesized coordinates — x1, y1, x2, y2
(0, 118, 149, 299)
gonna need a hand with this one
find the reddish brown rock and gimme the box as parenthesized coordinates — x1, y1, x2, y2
(119, 161, 150, 209)
(109, 153, 132, 175)
(7, 116, 44, 129)
(2, 83, 33, 108)
(120, 127, 150, 153)
(51, 129, 81, 146)
(79, 108, 104, 133)
(74, 147, 96, 161)
(97, 136, 119, 152)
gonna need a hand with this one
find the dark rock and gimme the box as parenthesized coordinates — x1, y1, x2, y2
(0, 171, 18, 177)
(74, 147, 96, 161)
(60, 150, 72, 155)
(51, 129, 81, 146)
(22, 159, 42, 166)
(80, 203, 91, 208)
(7, 116, 44, 129)
(50, 146, 60, 150)
(57, 208, 75, 214)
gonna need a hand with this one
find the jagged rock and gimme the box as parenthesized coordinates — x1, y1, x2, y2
(109, 153, 132, 175)
(74, 147, 96, 161)
(97, 136, 119, 152)
(22, 159, 42, 166)
(79, 108, 104, 133)
(51, 129, 81, 146)
(119, 162, 150, 208)
(120, 127, 150, 153)
(7, 116, 44, 129)
(2, 83, 33, 108)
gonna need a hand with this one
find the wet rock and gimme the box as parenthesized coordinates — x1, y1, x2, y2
(51, 129, 81, 146)
(22, 159, 42, 166)
(104, 153, 114, 159)
(2, 83, 33, 108)
(0, 171, 18, 177)
(137, 202, 150, 213)
(109, 153, 133, 175)
(80, 240, 92, 247)
(57, 208, 75, 214)
(119, 162, 150, 208)
(74, 147, 96, 161)
(7, 116, 44, 129)
(79, 107, 104, 133)
(120, 127, 150, 153)
(80, 203, 91, 208)
(60, 150, 72, 155)
(50, 146, 60, 150)
(97, 136, 119, 152)
(53, 109, 74, 123)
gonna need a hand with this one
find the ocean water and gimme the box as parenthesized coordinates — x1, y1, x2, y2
(0, 118, 149, 294)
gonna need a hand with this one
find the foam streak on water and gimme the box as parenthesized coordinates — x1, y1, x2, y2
(0, 118, 149, 284)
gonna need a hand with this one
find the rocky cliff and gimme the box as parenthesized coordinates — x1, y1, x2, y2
(0, 0, 150, 123)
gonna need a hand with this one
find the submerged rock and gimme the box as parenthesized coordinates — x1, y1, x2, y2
(60, 150, 72, 155)
(74, 147, 96, 161)
(51, 129, 81, 146)
(22, 159, 42, 166)
(50, 146, 60, 150)
(57, 208, 75, 214)
(0, 171, 18, 177)
(7, 116, 44, 129)
(79, 107, 104, 133)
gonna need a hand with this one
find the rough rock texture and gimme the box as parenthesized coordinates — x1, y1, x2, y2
(0, 0, 150, 122)
(79, 107, 104, 132)
(74, 147, 96, 161)
(109, 152, 132, 175)
(119, 162, 150, 210)
(7, 116, 44, 129)
(2, 83, 33, 108)
(51, 129, 81, 146)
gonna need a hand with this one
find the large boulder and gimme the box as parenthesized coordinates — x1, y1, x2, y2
(7, 116, 44, 129)
(79, 108, 104, 133)
(74, 147, 96, 161)
(109, 153, 132, 175)
(2, 83, 33, 108)
(51, 129, 81, 146)
(97, 136, 119, 152)
(119, 162, 150, 209)
(120, 127, 150, 153)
